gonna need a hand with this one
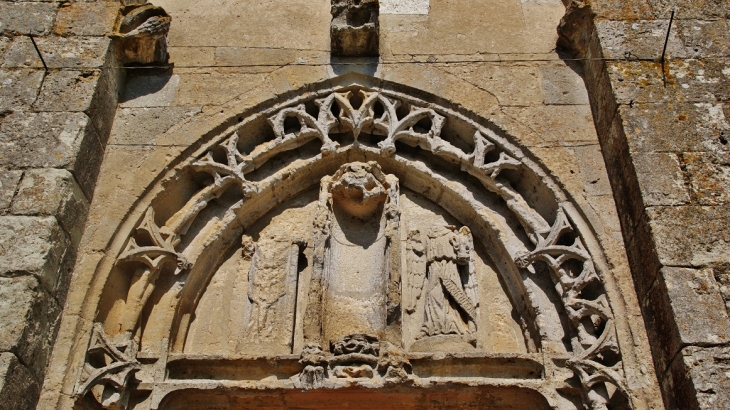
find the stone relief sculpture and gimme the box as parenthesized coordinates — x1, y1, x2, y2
(330, 0, 379, 56)
(74, 85, 643, 410)
(240, 235, 305, 348)
(117, 208, 191, 339)
(74, 324, 140, 410)
(308, 161, 400, 346)
(417, 226, 478, 339)
(296, 333, 412, 390)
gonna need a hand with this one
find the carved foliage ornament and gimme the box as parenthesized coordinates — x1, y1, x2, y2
(78, 86, 632, 409)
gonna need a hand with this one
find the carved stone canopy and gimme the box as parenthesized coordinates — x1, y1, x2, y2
(73, 80, 646, 410)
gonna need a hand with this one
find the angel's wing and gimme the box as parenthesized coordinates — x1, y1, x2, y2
(405, 229, 427, 313)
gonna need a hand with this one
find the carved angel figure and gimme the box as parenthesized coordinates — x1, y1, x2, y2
(412, 225, 478, 338)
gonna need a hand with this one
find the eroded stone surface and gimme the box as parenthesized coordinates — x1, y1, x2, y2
(0, 275, 60, 380)
(0, 216, 69, 291)
(0, 2, 58, 36)
(0, 68, 44, 112)
(0, 170, 22, 213)
(32, 2, 670, 410)
(330, 0, 379, 56)
(0, 352, 40, 410)
(11, 169, 89, 246)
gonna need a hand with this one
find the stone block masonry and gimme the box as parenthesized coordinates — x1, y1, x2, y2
(560, 0, 730, 408)
(0, 1, 123, 409)
(0, 0, 725, 409)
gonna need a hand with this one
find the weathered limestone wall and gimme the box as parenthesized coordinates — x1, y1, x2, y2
(35, 1, 667, 409)
(0, 0, 719, 409)
(559, 0, 730, 408)
(0, 1, 122, 409)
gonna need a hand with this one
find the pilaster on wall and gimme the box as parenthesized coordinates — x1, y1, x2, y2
(0, 1, 123, 409)
(560, 1, 730, 408)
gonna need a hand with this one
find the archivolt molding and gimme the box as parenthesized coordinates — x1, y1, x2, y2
(76, 84, 635, 409)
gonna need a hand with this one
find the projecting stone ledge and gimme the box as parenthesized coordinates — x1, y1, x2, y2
(330, 0, 379, 57)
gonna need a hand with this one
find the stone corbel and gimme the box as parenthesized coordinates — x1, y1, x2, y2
(115, 2, 171, 65)
(330, 0, 379, 56)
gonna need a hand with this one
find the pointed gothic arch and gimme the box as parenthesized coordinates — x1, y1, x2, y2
(69, 75, 645, 410)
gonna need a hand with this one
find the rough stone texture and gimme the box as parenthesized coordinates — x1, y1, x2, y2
(560, 0, 730, 408)
(53, 2, 119, 37)
(643, 267, 730, 374)
(2, 36, 112, 69)
(647, 205, 730, 267)
(665, 346, 730, 410)
(0, 276, 60, 381)
(0, 352, 40, 410)
(0, 68, 45, 112)
(32, 70, 102, 113)
(0, 112, 105, 198)
(0, 2, 58, 36)
(0, 216, 70, 292)
(0, 170, 22, 213)
(11, 169, 89, 246)
(0, 2, 122, 410)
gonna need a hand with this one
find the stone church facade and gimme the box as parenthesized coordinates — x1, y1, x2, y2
(0, 1, 728, 409)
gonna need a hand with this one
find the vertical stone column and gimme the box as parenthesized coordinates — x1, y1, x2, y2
(560, 1, 730, 408)
(0, 1, 122, 409)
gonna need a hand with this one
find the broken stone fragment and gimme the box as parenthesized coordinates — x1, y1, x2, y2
(115, 4, 171, 65)
(330, 0, 379, 57)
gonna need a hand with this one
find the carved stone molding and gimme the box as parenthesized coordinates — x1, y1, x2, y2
(74, 324, 140, 409)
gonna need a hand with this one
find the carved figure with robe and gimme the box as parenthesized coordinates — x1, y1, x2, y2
(410, 225, 478, 339)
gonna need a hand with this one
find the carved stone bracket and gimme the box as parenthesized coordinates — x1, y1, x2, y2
(74, 324, 140, 409)
(330, 0, 379, 56)
(115, 3, 171, 65)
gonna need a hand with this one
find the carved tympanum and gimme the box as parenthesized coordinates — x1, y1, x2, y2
(78, 85, 640, 410)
